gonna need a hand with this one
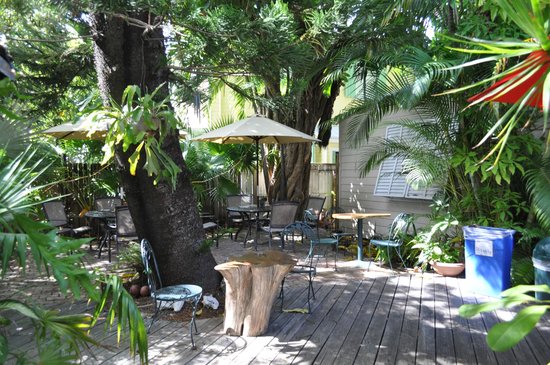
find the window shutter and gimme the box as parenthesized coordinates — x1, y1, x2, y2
(373, 125, 439, 200)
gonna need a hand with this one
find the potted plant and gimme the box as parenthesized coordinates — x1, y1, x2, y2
(412, 207, 464, 276)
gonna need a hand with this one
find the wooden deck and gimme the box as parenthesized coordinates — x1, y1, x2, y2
(75, 269, 550, 364)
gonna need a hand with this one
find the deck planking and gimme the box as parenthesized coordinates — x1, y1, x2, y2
(7, 271, 550, 365)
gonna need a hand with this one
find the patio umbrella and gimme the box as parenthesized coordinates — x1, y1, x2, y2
(41, 119, 111, 140)
(192, 115, 320, 202)
(41, 119, 187, 140)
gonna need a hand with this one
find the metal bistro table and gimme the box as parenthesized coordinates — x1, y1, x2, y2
(85, 210, 116, 261)
(226, 205, 271, 250)
(332, 212, 391, 268)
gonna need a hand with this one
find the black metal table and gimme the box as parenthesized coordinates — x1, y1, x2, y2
(226, 205, 271, 250)
(85, 210, 116, 261)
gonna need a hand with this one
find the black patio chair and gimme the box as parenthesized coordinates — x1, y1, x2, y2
(42, 200, 91, 238)
(226, 194, 252, 240)
(303, 196, 326, 230)
(114, 206, 138, 252)
(261, 201, 299, 248)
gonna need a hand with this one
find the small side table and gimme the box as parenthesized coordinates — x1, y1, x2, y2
(215, 251, 295, 336)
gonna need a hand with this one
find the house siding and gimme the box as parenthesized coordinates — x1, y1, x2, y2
(337, 110, 432, 237)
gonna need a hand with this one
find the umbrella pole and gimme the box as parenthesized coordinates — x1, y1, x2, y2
(255, 139, 259, 207)
(279, 145, 287, 201)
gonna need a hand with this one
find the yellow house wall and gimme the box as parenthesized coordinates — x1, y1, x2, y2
(206, 87, 350, 164)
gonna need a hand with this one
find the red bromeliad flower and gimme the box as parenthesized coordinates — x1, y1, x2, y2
(467, 50, 550, 110)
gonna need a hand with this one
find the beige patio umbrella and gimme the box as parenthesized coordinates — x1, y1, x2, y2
(41, 119, 187, 140)
(41, 119, 111, 140)
(192, 115, 320, 201)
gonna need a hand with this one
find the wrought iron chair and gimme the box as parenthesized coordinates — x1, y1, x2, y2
(370, 213, 416, 270)
(42, 200, 91, 238)
(140, 239, 203, 349)
(261, 201, 299, 248)
(300, 221, 340, 271)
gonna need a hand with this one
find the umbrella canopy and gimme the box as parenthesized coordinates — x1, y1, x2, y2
(42, 119, 187, 140)
(192, 115, 319, 144)
(192, 115, 320, 201)
(41, 119, 111, 140)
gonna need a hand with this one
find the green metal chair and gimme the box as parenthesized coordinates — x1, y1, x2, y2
(370, 213, 416, 270)
(279, 222, 316, 313)
(140, 239, 203, 349)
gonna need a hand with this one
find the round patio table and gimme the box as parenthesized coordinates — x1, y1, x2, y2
(332, 212, 391, 267)
(85, 210, 116, 261)
(226, 205, 271, 250)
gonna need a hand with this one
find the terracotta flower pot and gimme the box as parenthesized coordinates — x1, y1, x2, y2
(431, 261, 465, 277)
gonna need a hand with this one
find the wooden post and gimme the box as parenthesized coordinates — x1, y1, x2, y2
(215, 251, 295, 336)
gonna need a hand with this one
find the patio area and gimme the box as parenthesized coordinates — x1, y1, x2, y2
(5, 233, 550, 365)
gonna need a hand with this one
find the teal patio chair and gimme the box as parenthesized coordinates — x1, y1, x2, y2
(370, 213, 416, 270)
(140, 239, 203, 349)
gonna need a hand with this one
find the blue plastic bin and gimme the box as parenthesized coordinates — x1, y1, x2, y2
(463, 226, 515, 297)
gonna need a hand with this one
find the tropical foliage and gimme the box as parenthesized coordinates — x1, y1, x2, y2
(460, 285, 550, 351)
(437, 0, 550, 352)
(0, 78, 148, 363)
(0, 146, 148, 364)
(88, 85, 183, 189)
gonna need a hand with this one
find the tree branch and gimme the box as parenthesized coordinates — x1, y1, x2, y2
(5, 35, 94, 43)
(168, 65, 252, 77)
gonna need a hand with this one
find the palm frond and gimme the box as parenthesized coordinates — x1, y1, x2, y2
(93, 275, 148, 363)
(0, 299, 100, 362)
(526, 156, 550, 232)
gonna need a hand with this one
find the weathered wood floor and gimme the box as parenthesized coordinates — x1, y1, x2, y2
(72, 270, 550, 364)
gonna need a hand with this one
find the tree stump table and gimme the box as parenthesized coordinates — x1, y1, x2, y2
(215, 250, 296, 336)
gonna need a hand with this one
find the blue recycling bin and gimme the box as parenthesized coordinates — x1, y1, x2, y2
(463, 226, 515, 297)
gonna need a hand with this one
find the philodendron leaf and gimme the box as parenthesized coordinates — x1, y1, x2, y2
(459, 301, 504, 318)
(487, 305, 548, 351)
(128, 141, 144, 176)
(502, 284, 550, 296)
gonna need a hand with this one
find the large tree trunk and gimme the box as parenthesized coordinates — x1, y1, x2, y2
(91, 12, 220, 291)
(272, 74, 340, 209)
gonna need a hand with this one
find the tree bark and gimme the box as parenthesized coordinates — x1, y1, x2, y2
(91, 12, 220, 291)
(272, 73, 340, 211)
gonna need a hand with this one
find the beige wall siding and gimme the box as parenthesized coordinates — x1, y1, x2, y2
(337, 111, 432, 236)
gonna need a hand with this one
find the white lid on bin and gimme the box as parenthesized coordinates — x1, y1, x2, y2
(463, 225, 516, 239)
